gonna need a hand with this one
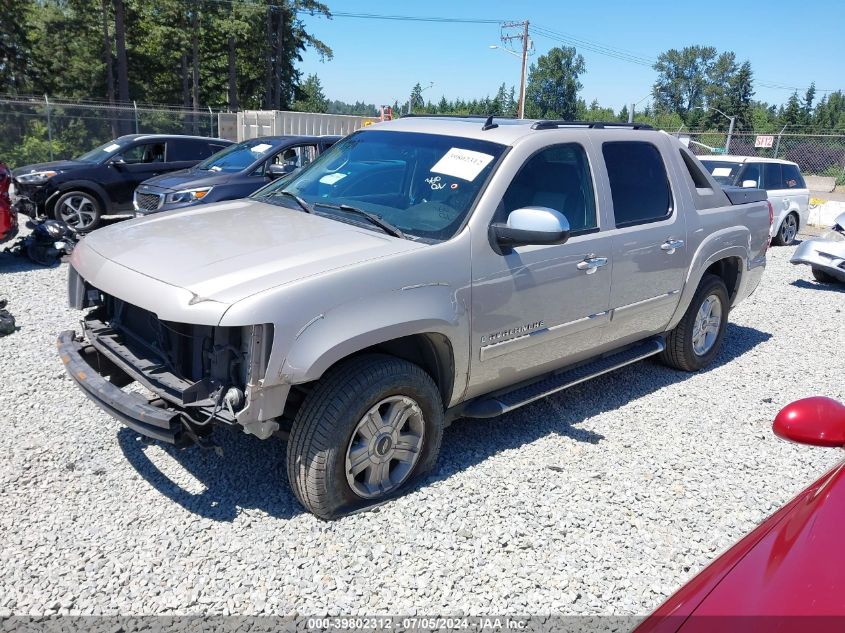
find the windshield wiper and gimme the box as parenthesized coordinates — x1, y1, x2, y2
(268, 190, 314, 214)
(314, 203, 405, 239)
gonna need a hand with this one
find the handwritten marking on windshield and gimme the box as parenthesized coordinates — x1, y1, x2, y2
(425, 176, 446, 190)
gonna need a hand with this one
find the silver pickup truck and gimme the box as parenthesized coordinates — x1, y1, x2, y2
(59, 117, 772, 518)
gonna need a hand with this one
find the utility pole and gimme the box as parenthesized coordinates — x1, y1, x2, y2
(500, 20, 530, 119)
(725, 115, 735, 154)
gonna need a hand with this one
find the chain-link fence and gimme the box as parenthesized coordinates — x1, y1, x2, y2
(0, 95, 222, 168)
(675, 130, 845, 184)
(2, 95, 844, 185)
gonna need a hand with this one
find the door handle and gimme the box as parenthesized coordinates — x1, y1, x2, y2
(576, 256, 608, 274)
(660, 239, 685, 254)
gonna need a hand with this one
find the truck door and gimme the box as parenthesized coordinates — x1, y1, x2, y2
(599, 140, 688, 345)
(466, 142, 613, 399)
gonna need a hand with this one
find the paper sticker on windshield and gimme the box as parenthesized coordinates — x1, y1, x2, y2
(712, 167, 733, 177)
(431, 148, 494, 181)
(319, 172, 347, 185)
(251, 143, 272, 154)
(104, 143, 121, 153)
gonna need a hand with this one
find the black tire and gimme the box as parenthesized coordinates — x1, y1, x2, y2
(53, 190, 102, 232)
(772, 212, 799, 246)
(660, 274, 730, 372)
(812, 267, 838, 284)
(287, 354, 444, 519)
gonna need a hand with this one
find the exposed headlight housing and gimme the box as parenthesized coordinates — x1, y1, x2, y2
(165, 187, 213, 204)
(17, 170, 57, 185)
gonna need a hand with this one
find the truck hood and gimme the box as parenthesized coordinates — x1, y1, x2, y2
(139, 168, 230, 192)
(81, 199, 425, 305)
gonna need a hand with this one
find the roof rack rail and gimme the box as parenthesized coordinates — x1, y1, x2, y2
(531, 120, 654, 130)
(400, 113, 516, 120)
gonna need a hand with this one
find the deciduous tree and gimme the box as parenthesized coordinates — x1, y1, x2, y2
(524, 46, 585, 120)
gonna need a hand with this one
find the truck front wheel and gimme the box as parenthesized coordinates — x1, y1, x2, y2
(286, 354, 444, 519)
(660, 274, 729, 372)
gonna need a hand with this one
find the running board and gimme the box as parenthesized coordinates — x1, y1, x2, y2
(461, 337, 665, 418)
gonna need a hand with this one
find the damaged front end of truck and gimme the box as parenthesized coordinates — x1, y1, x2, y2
(58, 266, 285, 446)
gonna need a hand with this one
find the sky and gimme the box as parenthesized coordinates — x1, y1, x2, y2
(296, 0, 844, 113)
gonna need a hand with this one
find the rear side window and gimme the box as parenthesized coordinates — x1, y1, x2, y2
(781, 164, 805, 189)
(603, 141, 672, 228)
(167, 139, 218, 161)
(763, 163, 784, 190)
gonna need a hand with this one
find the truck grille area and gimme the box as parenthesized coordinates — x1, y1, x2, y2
(84, 293, 245, 409)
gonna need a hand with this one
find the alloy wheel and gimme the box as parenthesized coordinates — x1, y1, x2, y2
(58, 195, 98, 230)
(781, 214, 798, 244)
(692, 294, 723, 356)
(345, 396, 425, 499)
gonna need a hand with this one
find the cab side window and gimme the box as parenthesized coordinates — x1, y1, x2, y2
(603, 141, 672, 228)
(272, 145, 317, 169)
(257, 145, 318, 176)
(739, 163, 762, 188)
(499, 143, 597, 234)
(122, 142, 165, 164)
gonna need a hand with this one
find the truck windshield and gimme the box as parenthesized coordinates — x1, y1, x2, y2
(700, 159, 743, 186)
(197, 139, 278, 173)
(254, 130, 506, 241)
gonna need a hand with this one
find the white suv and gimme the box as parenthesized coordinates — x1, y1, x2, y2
(700, 156, 809, 246)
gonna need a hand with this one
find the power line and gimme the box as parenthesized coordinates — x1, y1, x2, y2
(529, 24, 655, 66)
(303, 10, 509, 24)
(86, 0, 845, 95)
(529, 24, 841, 93)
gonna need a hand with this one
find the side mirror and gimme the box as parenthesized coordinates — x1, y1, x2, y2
(267, 163, 297, 179)
(490, 206, 571, 253)
(742, 179, 757, 188)
(773, 397, 845, 448)
(109, 155, 126, 169)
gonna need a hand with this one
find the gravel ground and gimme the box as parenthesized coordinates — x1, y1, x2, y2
(0, 233, 843, 618)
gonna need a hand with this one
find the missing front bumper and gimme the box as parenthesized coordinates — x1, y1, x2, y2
(57, 330, 192, 445)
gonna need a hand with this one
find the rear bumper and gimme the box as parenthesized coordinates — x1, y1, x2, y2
(57, 330, 187, 444)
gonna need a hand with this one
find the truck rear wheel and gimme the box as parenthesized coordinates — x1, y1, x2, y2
(660, 274, 729, 372)
(286, 354, 444, 519)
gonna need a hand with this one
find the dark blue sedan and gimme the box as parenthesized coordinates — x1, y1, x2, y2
(133, 135, 341, 216)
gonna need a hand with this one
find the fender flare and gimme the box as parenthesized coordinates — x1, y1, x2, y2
(666, 235, 749, 331)
(279, 286, 466, 405)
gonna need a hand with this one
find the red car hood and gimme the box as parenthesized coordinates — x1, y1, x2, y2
(638, 460, 845, 632)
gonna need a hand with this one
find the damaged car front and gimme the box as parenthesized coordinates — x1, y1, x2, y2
(60, 238, 279, 446)
(57, 190, 432, 446)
